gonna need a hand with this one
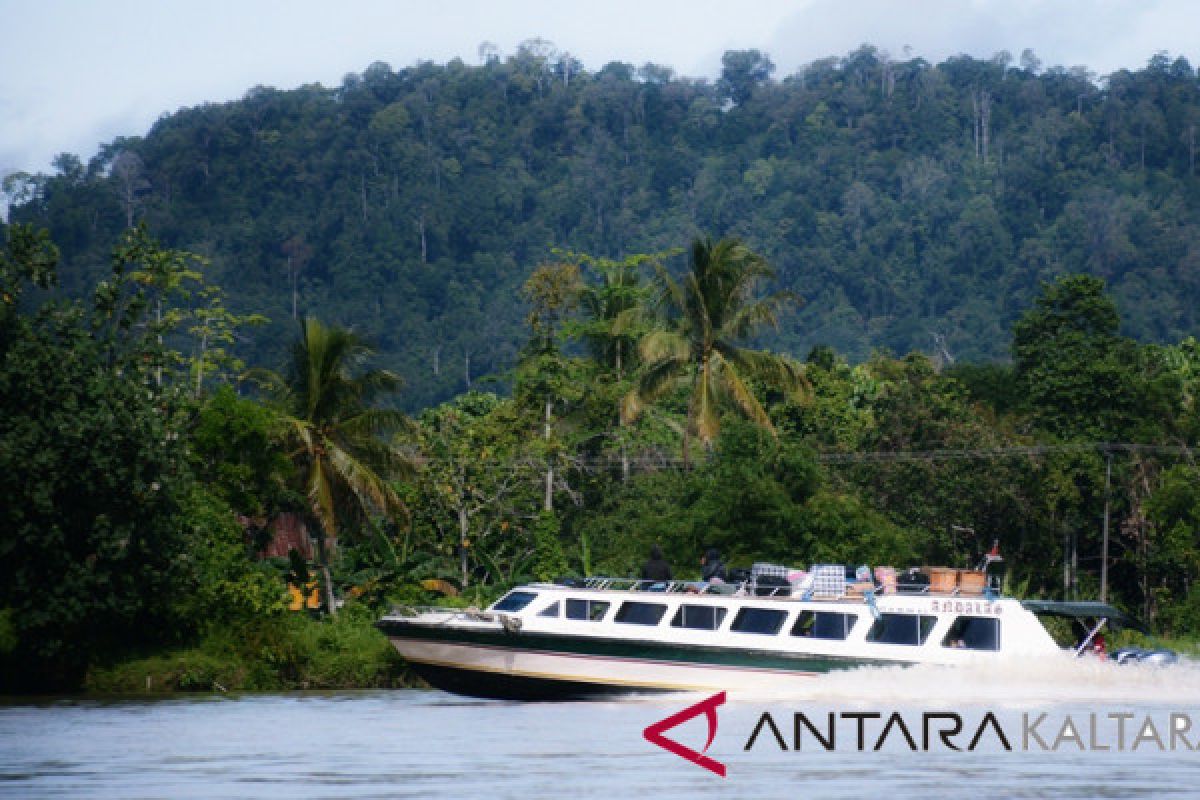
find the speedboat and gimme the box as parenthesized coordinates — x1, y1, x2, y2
(376, 561, 1167, 700)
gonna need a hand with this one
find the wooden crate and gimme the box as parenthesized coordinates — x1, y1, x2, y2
(958, 570, 986, 595)
(928, 567, 956, 594)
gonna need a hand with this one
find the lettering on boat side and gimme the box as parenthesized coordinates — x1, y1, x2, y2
(741, 711, 1200, 753)
(928, 599, 1003, 615)
(643, 691, 727, 777)
(875, 600, 1003, 615)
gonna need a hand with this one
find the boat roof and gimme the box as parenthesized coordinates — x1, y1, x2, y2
(1020, 600, 1147, 632)
(520, 576, 1011, 607)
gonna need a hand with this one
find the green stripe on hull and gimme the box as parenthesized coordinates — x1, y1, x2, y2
(376, 619, 908, 673)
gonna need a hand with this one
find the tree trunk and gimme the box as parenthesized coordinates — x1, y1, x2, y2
(1101, 451, 1112, 603)
(1062, 526, 1070, 598)
(360, 174, 369, 223)
(315, 532, 337, 617)
(1189, 124, 1196, 176)
(459, 507, 470, 588)
(289, 255, 298, 320)
(321, 563, 337, 617)
(544, 398, 554, 512)
(194, 326, 208, 396)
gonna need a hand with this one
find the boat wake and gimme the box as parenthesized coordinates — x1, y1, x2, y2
(728, 653, 1200, 707)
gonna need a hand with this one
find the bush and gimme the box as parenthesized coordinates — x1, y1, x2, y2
(84, 602, 409, 693)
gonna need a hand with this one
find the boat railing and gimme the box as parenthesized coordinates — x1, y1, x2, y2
(577, 577, 696, 593)
(568, 574, 1000, 601)
(385, 605, 509, 625)
(573, 576, 837, 599)
(575, 576, 794, 596)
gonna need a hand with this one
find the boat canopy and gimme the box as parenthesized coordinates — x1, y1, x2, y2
(1020, 600, 1148, 633)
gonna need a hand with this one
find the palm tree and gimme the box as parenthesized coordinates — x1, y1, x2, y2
(573, 254, 659, 481)
(576, 254, 655, 380)
(624, 236, 808, 466)
(258, 317, 415, 613)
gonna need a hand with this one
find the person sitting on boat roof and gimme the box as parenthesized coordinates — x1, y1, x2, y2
(641, 544, 673, 584)
(701, 548, 727, 584)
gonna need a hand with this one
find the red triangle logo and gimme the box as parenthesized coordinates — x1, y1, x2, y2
(643, 691, 727, 777)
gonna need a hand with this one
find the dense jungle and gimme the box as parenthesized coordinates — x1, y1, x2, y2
(2, 44, 1198, 691)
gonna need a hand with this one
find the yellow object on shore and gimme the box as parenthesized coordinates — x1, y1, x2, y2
(287, 580, 320, 610)
(420, 579, 460, 597)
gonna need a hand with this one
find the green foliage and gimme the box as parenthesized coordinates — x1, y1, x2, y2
(16, 49, 1200, 410)
(257, 316, 414, 542)
(190, 385, 297, 519)
(530, 511, 570, 582)
(685, 420, 821, 563)
(796, 490, 920, 567)
(84, 603, 407, 692)
(1143, 465, 1200, 634)
(574, 469, 700, 579)
(565, 250, 665, 378)
(0, 609, 17, 656)
(8, 46, 1200, 688)
(1013, 274, 1146, 439)
(186, 285, 268, 395)
(626, 235, 807, 460)
(718, 50, 775, 105)
(0, 246, 195, 689)
(408, 391, 541, 587)
(0, 223, 58, 317)
(173, 487, 289, 631)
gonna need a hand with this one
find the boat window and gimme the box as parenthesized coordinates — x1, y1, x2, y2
(492, 591, 538, 612)
(730, 607, 787, 635)
(615, 601, 667, 626)
(565, 598, 611, 622)
(538, 601, 560, 618)
(791, 611, 858, 640)
(942, 616, 1000, 650)
(866, 613, 937, 645)
(670, 605, 728, 631)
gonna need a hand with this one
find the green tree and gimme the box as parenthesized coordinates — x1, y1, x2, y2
(111, 223, 204, 386)
(0, 228, 196, 689)
(0, 224, 58, 332)
(1145, 465, 1200, 633)
(410, 391, 541, 587)
(569, 251, 667, 379)
(256, 317, 415, 613)
(1012, 275, 1144, 440)
(189, 385, 297, 524)
(187, 285, 268, 396)
(717, 50, 775, 106)
(559, 251, 674, 483)
(625, 235, 808, 465)
(518, 262, 585, 511)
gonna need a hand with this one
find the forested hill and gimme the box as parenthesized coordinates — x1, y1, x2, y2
(7, 44, 1200, 409)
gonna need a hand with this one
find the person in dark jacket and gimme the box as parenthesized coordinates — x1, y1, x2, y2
(641, 544, 673, 582)
(701, 548, 727, 583)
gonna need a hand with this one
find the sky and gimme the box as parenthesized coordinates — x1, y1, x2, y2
(1, 0, 1198, 180)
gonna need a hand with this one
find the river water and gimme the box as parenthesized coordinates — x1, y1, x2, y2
(4, 656, 1200, 798)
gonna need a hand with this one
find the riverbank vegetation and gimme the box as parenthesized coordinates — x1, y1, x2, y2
(2, 220, 1198, 693)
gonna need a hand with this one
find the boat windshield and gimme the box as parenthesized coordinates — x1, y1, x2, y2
(492, 591, 538, 612)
